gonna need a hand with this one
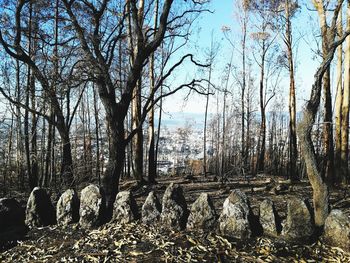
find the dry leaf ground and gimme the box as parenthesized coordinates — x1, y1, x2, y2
(1, 174, 350, 262)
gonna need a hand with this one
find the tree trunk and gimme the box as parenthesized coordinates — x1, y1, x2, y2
(101, 105, 126, 219)
(30, 66, 38, 189)
(241, 12, 248, 168)
(132, 79, 144, 183)
(298, 22, 349, 227)
(203, 76, 211, 177)
(148, 77, 156, 183)
(298, 107, 329, 228)
(57, 122, 74, 186)
(341, 3, 350, 184)
(155, 85, 163, 177)
(322, 69, 334, 185)
(285, 0, 298, 181)
(335, 10, 343, 184)
(313, 0, 337, 186)
(257, 47, 266, 173)
(147, 0, 159, 184)
(15, 59, 24, 189)
(93, 86, 101, 185)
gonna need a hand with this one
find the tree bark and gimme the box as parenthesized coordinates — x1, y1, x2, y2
(257, 43, 266, 173)
(341, 2, 350, 184)
(335, 9, 343, 184)
(131, 79, 144, 183)
(147, 0, 159, 183)
(298, 21, 349, 228)
(285, 0, 298, 181)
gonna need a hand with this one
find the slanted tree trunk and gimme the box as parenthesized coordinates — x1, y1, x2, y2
(298, 8, 348, 228)
(313, 0, 338, 186)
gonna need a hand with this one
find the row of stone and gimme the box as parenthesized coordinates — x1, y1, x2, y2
(1, 183, 350, 251)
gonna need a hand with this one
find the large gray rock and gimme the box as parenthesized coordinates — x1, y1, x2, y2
(160, 183, 188, 230)
(0, 198, 27, 245)
(324, 209, 350, 251)
(0, 198, 25, 231)
(281, 197, 313, 242)
(142, 191, 161, 225)
(25, 187, 56, 228)
(79, 185, 104, 228)
(112, 191, 139, 224)
(56, 189, 80, 226)
(218, 190, 252, 240)
(259, 199, 281, 237)
(187, 193, 217, 231)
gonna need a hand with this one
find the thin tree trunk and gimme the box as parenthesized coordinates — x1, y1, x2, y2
(155, 85, 163, 177)
(341, 2, 350, 184)
(24, 2, 33, 189)
(203, 40, 214, 177)
(93, 85, 101, 185)
(335, 9, 343, 184)
(285, 0, 298, 181)
(132, 79, 144, 183)
(257, 43, 266, 173)
(147, 0, 159, 184)
(15, 59, 24, 189)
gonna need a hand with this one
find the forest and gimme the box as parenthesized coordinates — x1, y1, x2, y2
(1, 0, 350, 261)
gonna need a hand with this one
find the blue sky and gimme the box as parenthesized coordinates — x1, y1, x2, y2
(162, 0, 322, 115)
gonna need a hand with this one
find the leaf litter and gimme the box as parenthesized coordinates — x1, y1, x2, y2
(2, 175, 350, 262)
(1, 221, 350, 262)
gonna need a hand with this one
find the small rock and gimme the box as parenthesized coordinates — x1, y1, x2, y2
(259, 199, 281, 236)
(187, 193, 217, 231)
(79, 185, 104, 228)
(219, 190, 252, 240)
(142, 191, 161, 225)
(112, 191, 139, 224)
(281, 197, 313, 242)
(25, 187, 56, 228)
(56, 189, 80, 226)
(160, 183, 188, 230)
(324, 209, 350, 252)
(270, 183, 289, 195)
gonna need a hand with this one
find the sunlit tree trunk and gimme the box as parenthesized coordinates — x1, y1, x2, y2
(257, 39, 266, 173)
(341, 2, 350, 184)
(129, 0, 145, 184)
(285, 0, 298, 181)
(299, 0, 345, 228)
(147, 0, 159, 183)
(335, 9, 343, 184)
(313, 0, 337, 186)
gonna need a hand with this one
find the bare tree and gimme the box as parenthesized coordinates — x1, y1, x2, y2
(298, 0, 347, 228)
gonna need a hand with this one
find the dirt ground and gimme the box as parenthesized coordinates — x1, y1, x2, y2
(1, 174, 350, 262)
